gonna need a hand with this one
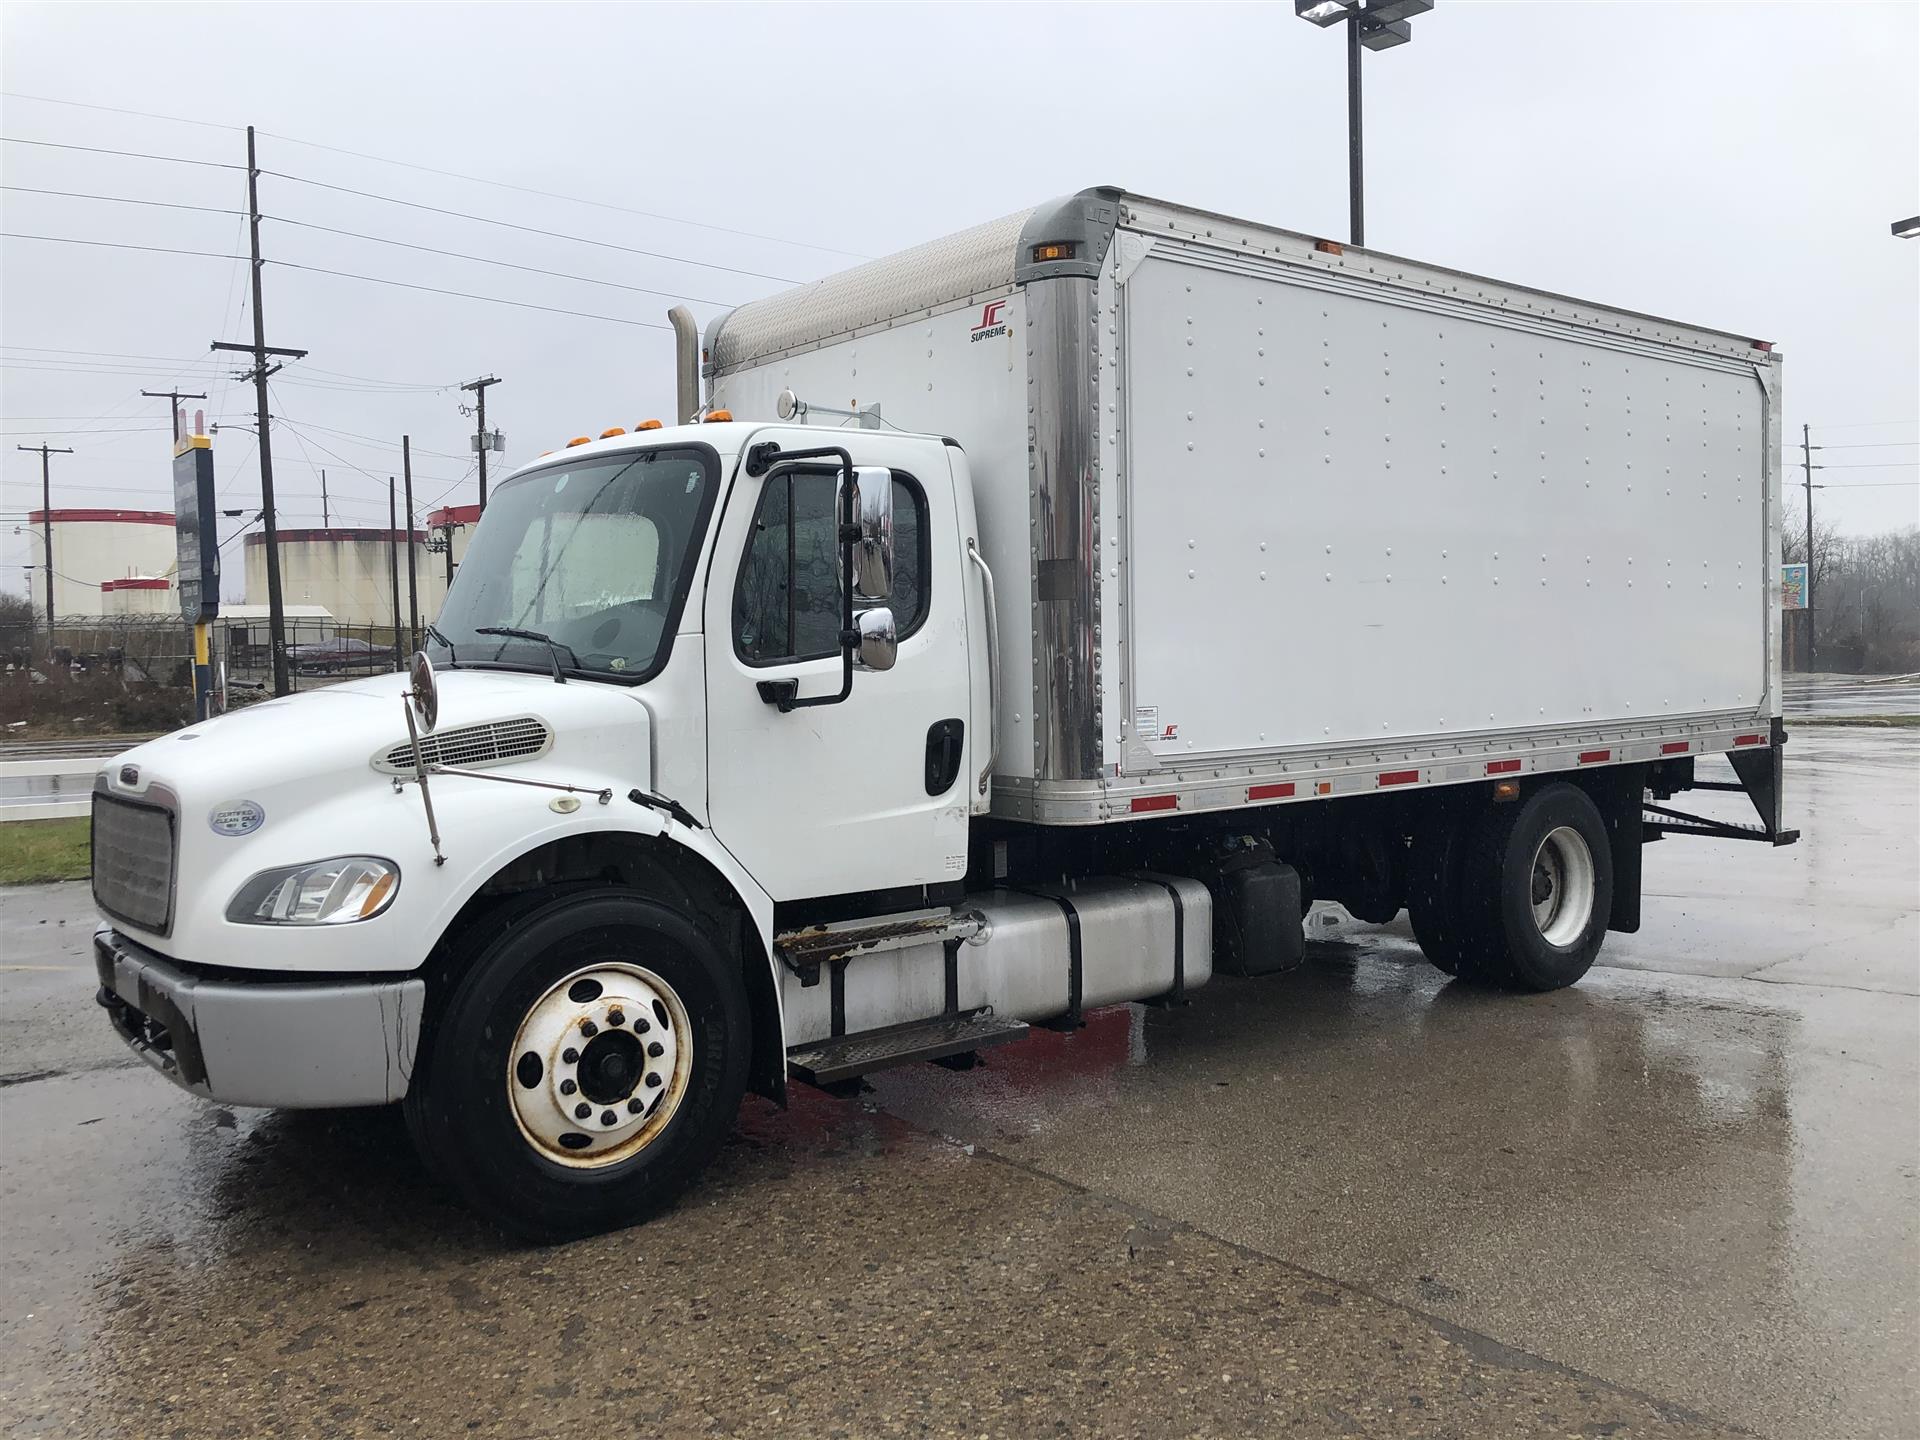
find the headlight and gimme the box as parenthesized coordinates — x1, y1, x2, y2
(227, 857, 400, 926)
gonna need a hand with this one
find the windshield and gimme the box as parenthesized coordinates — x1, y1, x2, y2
(430, 444, 717, 682)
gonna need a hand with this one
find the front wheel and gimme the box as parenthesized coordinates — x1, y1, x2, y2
(404, 889, 749, 1241)
(1457, 782, 1614, 991)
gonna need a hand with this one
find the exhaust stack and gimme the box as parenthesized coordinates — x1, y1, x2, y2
(668, 305, 699, 425)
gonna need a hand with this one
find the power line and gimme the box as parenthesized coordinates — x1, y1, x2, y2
(0, 135, 240, 169)
(270, 257, 671, 329)
(0, 231, 244, 261)
(261, 169, 804, 285)
(0, 91, 864, 260)
(2, 346, 450, 390)
(1809, 419, 1920, 431)
(258, 131, 866, 260)
(1, 232, 667, 329)
(263, 417, 467, 459)
(1809, 441, 1918, 450)
(0, 184, 246, 218)
(266, 214, 736, 307)
(0, 91, 242, 133)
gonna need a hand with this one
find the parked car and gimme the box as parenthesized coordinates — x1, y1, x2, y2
(285, 636, 395, 675)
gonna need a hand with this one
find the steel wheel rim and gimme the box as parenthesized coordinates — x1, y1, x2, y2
(507, 962, 693, 1169)
(1529, 825, 1596, 949)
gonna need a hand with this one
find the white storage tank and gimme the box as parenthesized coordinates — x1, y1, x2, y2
(25, 509, 178, 618)
(243, 527, 446, 628)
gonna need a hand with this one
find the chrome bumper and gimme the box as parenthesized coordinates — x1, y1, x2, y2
(93, 926, 425, 1108)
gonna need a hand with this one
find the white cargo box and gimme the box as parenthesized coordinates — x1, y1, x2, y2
(708, 188, 1783, 825)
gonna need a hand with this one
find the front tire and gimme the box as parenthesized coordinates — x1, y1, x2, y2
(1456, 783, 1613, 991)
(404, 889, 749, 1241)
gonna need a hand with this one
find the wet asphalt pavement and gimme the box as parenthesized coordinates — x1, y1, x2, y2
(2, 728, 1915, 1440)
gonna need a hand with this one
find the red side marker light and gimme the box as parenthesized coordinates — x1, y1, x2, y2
(1131, 794, 1178, 814)
(1486, 759, 1522, 775)
(1579, 749, 1611, 764)
(1661, 740, 1691, 755)
(1735, 733, 1765, 746)
(1248, 782, 1295, 802)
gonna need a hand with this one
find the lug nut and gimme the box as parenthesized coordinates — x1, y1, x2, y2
(579, 1020, 598, 1037)
(644, 1073, 663, 1089)
(647, 1041, 664, 1058)
(559, 1079, 577, 1096)
(562, 1047, 579, 1064)
(574, 1102, 591, 1120)
(627, 1097, 645, 1114)
(600, 1109, 618, 1126)
(607, 1009, 625, 1026)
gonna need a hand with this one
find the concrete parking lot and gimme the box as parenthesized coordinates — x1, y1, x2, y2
(2, 727, 1914, 1439)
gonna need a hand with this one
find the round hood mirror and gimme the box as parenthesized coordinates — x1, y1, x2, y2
(408, 650, 439, 733)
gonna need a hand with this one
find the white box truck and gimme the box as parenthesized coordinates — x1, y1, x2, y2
(91, 188, 1796, 1237)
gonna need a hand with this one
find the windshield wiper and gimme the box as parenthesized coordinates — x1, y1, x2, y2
(475, 625, 580, 684)
(423, 621, 457, 665)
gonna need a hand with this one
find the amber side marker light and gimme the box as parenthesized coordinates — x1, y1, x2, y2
(1492, 779, 1521, 802)
(1314, 239, 1344, 256)
(1031, 241, 1077, 263)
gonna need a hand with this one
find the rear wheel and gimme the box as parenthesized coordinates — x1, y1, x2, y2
(404, 889, 749, 1241)
(1456, 783, 1613, 991)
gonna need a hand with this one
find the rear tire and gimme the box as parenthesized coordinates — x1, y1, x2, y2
(1456, 783, 1613, 991)
(404, 888, 749, 1242)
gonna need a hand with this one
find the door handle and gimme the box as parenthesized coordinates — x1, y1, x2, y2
(925, 718, 965, 795)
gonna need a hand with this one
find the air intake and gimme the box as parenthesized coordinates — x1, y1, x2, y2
(375, 716, 551, 775)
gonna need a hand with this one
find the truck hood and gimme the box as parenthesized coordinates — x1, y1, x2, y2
(95, 669, 658, 962)
(105, 668, 654, 800)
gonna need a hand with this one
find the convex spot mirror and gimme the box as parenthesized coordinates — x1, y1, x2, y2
(408, 650, 439, 733)
(845, 466, 893, 603)
(855, 607, 897, 672)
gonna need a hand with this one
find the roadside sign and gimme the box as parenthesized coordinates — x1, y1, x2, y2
(1781, 562, 1808, 611)
(174, 433, 218, 623)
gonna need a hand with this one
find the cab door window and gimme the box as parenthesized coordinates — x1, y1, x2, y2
(734, 470, 927, 665)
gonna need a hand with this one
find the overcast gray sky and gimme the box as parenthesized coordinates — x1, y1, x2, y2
(2, 1, 1915, 599)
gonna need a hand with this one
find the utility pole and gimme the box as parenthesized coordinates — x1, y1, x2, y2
(320, 469, 329, 527)
(1801, 422, 1816, 673)
(212, 124, 306, 698)
(402, 436, 420, 653)
(16, 443, 72, 640)
(141, 389, 208, 444)
(462, 375, 501, 512)
(388, 477, 404, 671)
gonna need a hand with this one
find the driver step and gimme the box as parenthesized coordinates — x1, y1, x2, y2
(788, 1010, 1028, 1086)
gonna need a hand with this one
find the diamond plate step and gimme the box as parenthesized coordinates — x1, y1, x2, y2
(787, 1010, 1028, 1086)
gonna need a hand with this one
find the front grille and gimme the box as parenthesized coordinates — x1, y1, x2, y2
(375, 715, 551, 775)
(92, 794, 177, 935)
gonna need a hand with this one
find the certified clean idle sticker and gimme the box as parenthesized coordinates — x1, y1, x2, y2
(208, 800, 266, 837)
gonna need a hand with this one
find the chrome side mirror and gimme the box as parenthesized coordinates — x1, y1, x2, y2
(408, 650, 439, 733)
(855, 607, 897, 672)
(846, 466, 893, 602)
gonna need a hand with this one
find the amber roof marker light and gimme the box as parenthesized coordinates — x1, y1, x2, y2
(1294, 0, 1435, 248)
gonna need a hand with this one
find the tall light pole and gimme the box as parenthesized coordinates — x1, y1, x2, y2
(1295, 0, 1434, 247)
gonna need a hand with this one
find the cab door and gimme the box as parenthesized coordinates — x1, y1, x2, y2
(703, 436, 973, 903)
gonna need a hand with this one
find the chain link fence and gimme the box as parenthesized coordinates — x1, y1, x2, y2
(1, 615, 421, 735)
